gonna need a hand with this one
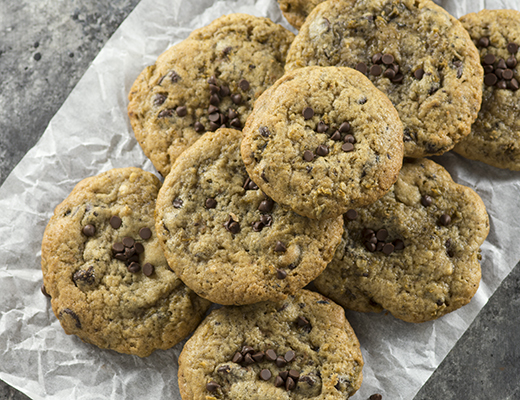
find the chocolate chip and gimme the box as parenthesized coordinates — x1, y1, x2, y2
(208, 75, 217, 85)
(496, 68, 504, 79)
(365, 242, 376, 252)
(158, 109, 172, 118)
(275, 241, 287, 253)
(288, 369, 300, 381)
(414, 68, 425, 80)
(261, 172, 269, 182)
(317, 121, 328, 133)
(341, 142, 354, 152)
(478, 37, 490, 48)
(228, 221, 240, 234)
(330, 130, 341, 141)
(284, 351, 296, 363)
(141, 263, 154, 276)
(344, 134, 355, 143)
(507, 56, 518, 68)
(508, 42, 519, 54)
(421, 194, 432, 206)
(382, 54, 394, 65)
(509, 78, 519, 91)
(376, 229, 388, 241)
(194, 121, 205, 132)
(209, 121, 220, 131)
(345, 209, 358, 220)
(497, 80, 508, 89)
(303, 150, 314, 162)
(339, 121, 350, 133)
(316, 144, 329, 156)
(393, 239, 405, 250)
(127, 262, 141, 273)
(209, 84, 219, 94)
(138, 227, 151, 240)
(220, 86, 230, 97)
(372, 53, 383, 64)
(173, 198, 183, 208)
(260, 215, 272, 226)
(391, 73, 404, 83)
(370, 64, 382, 76)
(384, 68, 396, 79)
(439, 214, 451, 226)
(276, 356, 287, 368)
(231, 94, 242, 105)
(503, 69, 514, 80)
(121, 237, 134, 248)
(59, 308, 81, 329)
(244, 353, 255, 365)
(206, 198, 217, 209)
(176, 106, 187, 117)
(239, 79, 250, 91)
(110, 216, 122, 229)
(260, 369, 272, 381)
(285, 376, 296, 391)
(154, 94, 166, 106)
(258, 198, 274, 213)
(232, 352, 243, 363)
(259, 126, 270, 137)
(33, 52, 41, 61)
(497, 59, 507, 70)
(483, 54, 496, 65)
(82, 224, 96, 237)
(265, 349, 277, 361)
(208, 112, 220, 122)
(376, 241, 384, 252)
(484, 65, 494, 74)
(134, 242, 144, 254)
(279, 371, 289, 380)
(243, 177, 258, 191)
(230, 118, 241, 128)
(484, 73, 498, 86)
(41, 284, 51, 298)
(210, 94, 220, 106)
(356, 62, 367, 74)
(369, 395, 383, 400)
(206, 381, 220, 392)
(207, 105, 219, 115)
(114, 253, 127, 261)
(382, 243, 394, 255)
(252, 221, 264, 232)
(297, 316, 310, 327)
(218, 365, 231, 374)
(302, 107, 314, 120)
(276, 269, 287, 279)
(275, 376, 285, 387)
(73, 266, 95, 286)
(252, 351, 265, 363)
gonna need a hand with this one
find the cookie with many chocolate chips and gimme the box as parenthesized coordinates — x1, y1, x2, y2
(178, 290, 363, 399)
(155, 128, 343, 305)
(128, 13, 294, 177)
(314, 159, 489, 323)
(278, 0, 325, 29)
(454, 10, 520, 170)
(241, 66, 403, 220)
(285, 0, 483, 158)
(41, 168, 211, 357)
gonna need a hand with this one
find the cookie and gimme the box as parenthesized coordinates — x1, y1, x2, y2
(278, 0, 325, 29)
(241, 66, 404, 220)
(41, 168, 211, 357)
(128, 13, 295, 177)
(454, 10, 520, 170)
(178, 290, 363, 399)
(285, 0, 483, 158)
(155, 128, 344, 305)
(314, 158, 489, 323)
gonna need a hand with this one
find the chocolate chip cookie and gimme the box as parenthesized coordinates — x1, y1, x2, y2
(41, 168, 211, 357)
(278, 0, 325, 29)
(314, 158, 489, 323)
(241, 66, 403, 220)
(285, 0, 483, 158)
(128, 13, 294, 177)
(454, 9, 520, 170)
(178, 289, 363, 399)
(155, 128, 344, 305)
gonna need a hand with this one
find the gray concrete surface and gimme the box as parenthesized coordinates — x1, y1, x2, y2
(0, 0, 519, 399)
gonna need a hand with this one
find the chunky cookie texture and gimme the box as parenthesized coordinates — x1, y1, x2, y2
(128, 13, 294, 177)
(278, 0, 325, 29)
(178, 290, 363, 399)
(41, 168, 211, 357)
(155, 128, 344, 305)
(241, 66, 403, 220)
(314, 159, 490, 323)
(454, 9, 520, 170)
(285, 0, 483, 159)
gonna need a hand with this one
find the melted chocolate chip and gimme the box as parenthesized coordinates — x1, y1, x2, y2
(73, 266, 95, 286)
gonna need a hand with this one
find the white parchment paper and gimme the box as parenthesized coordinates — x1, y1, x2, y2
(1, 0, 519, 399)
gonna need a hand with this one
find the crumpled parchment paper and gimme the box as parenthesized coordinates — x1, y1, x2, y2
(1, 0, 520, 399)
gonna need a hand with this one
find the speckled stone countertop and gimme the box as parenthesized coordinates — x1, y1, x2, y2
(0, 1, 519, 399)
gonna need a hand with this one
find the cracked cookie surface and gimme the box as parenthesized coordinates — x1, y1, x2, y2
(178, 290, 363, 399)
(285, 0, 483, 158)
(241, 66, 403, 220)
(314, 159, 489, 323)
(155, 128, 343, 305)
(454, 9, 520, 170)
(41, 167, 211, 357)
(128, 13, 294, 177)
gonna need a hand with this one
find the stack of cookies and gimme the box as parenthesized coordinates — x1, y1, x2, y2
(41, 0, 512, 398)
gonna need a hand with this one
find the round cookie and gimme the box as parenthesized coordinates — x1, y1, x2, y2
(241, 66, 404, 220)
(178, 290, 363, 399)
(278, 0, 325, 30)
(314, 158, 490, 323)
(454, 10, 520, 170)
(41, 168, 211, 357)
(285, 0, 483, 158)
(155, 128, 344, 305)
(128, 13, 295, 177)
